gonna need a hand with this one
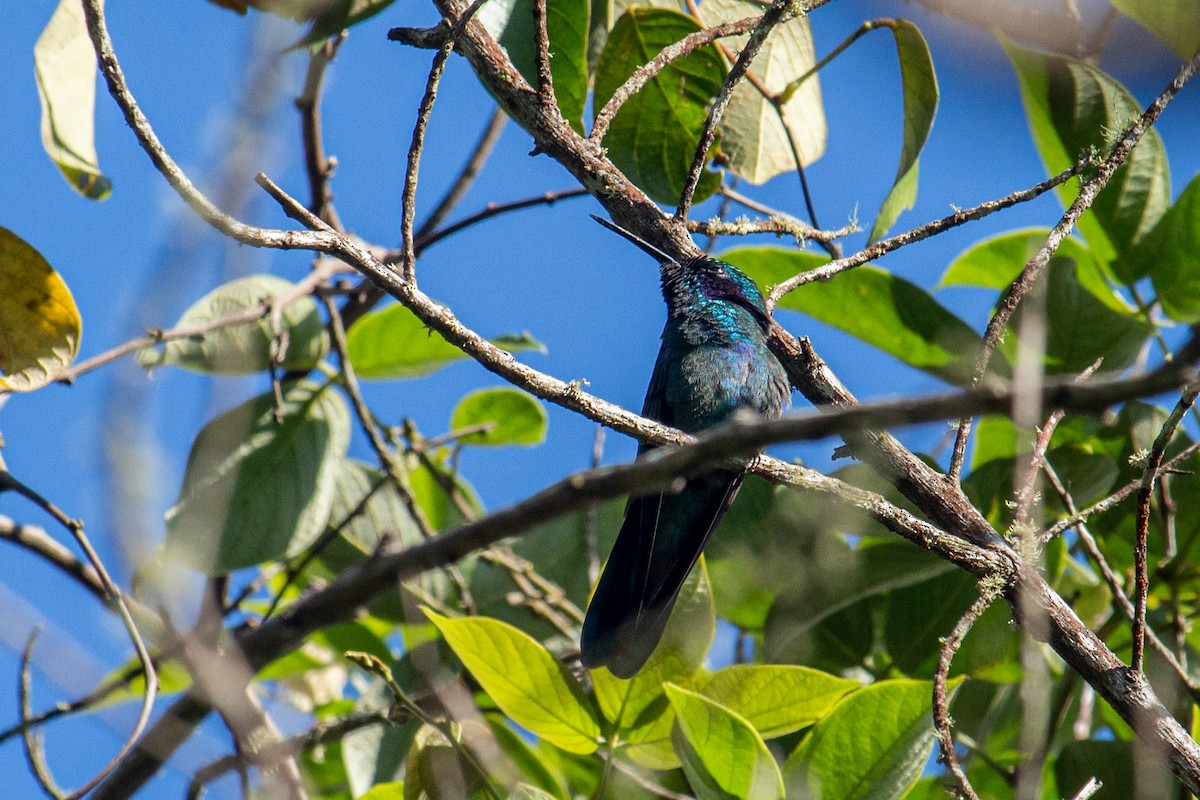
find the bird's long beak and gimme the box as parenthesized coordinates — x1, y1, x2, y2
(590, 214, 675, 265)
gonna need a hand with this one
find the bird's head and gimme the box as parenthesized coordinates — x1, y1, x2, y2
(591, 215, 771, 328)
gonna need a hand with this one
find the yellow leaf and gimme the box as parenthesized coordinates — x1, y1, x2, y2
(0, 228, 82, 392)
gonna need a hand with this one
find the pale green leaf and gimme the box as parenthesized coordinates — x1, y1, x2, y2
(869, 20, 938, 243)
(450, 387, 548, 447)
(666, 683, 784, 800)
(700, 0, 826, 184)
(426, 610, 601, 754)
(136, 275, 329, 374)
(941, 228, 1151, 374)
(34, 0, 112, 199)
(784, 679, 951, 800)
(359, 782, 405, 800)
(165, 381, 351, 573)
(696, 664, 858, 739)
(0, 227, 81, 391)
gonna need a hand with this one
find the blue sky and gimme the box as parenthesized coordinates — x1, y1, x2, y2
(1, 1, 1198, 796)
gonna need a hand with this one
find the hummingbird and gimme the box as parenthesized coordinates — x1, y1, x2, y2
(581, 216, 790, 678)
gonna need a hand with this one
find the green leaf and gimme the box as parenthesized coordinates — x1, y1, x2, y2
(696, 664, 858, 739)
(941, 229, 1151, 374)
(593, 8, 725, 204)
(165, 381, 351, 573)
(1112, 0, 1200, 59)
(346, 302, 543, 379)
(765, 538, 952, 667)
(665, 683, 784, 800)
(359, 783, 405, 800)
(723, 247, 984, 384)
(478, 0, 590, 132)
(136, 275, 329, 374)
(784, 679, 947, 800)
(869, 20, 938, 243)
(295, 0, 397, 49)
(450, 387, 548, 447)
(592, 560, 715, 769)
(1004, 40, 1170, 277)
(1141, 173, 1200, 322)
(426, 610, 601, 754)
(34, 0, 112, 199)
(0, 227, 81, 391)
(883, 571, 984, 677)
(1054, 740, 1133, 800)
(699, 0, 826, 185)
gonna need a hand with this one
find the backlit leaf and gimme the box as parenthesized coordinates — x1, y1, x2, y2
(724, 247, 984, 384)
(784, 679, 950, 800)
(696, 664, 858, 738)
(0, 228, 81, 391)
(34, 0, 112, 199)
(1111, 0, 1200, 59)
(136, 275, 329, 374)
(869, 20, 938, 243)
(594, 8, 725, 204)
(450, 387, 548, 446)
(347, 303, 543, 379)
(666, 683, 784, 800)
(166, 381, 351, 572)
(700, 0, 826, 184)
(426, 611, 601, 754)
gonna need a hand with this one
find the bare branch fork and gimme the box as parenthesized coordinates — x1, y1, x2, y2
(77, 0, 1200, 794)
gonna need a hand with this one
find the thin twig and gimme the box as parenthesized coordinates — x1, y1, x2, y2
(399, 0, 495, 279)
(765, 156, 1089, 308)
(1132, 383, 1200, 672)
(1042, 460, 1199, 698)
(1042, 441, 1200, 541)
(296, 33, 346, 230)
(585, 426, 605, 587)
(58, 260, 342, 385)
(686, 215, 854, 244)
(412, 188, 590, 256)
(20, 630, 67, 800)
(532, 0, 555, 105)
(0, 473, 158, 799)
(1013, 360, 1102, 530)
(933, 592, 994, 800)
(346, 652, 502, 800)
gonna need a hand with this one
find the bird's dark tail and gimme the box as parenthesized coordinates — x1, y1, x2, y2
(581, 470, 742, 678)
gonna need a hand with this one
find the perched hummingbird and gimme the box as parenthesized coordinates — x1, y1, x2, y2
(581, 216, 790, 678)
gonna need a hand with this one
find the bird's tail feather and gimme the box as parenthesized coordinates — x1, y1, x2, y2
(581, 471, 741, 678)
